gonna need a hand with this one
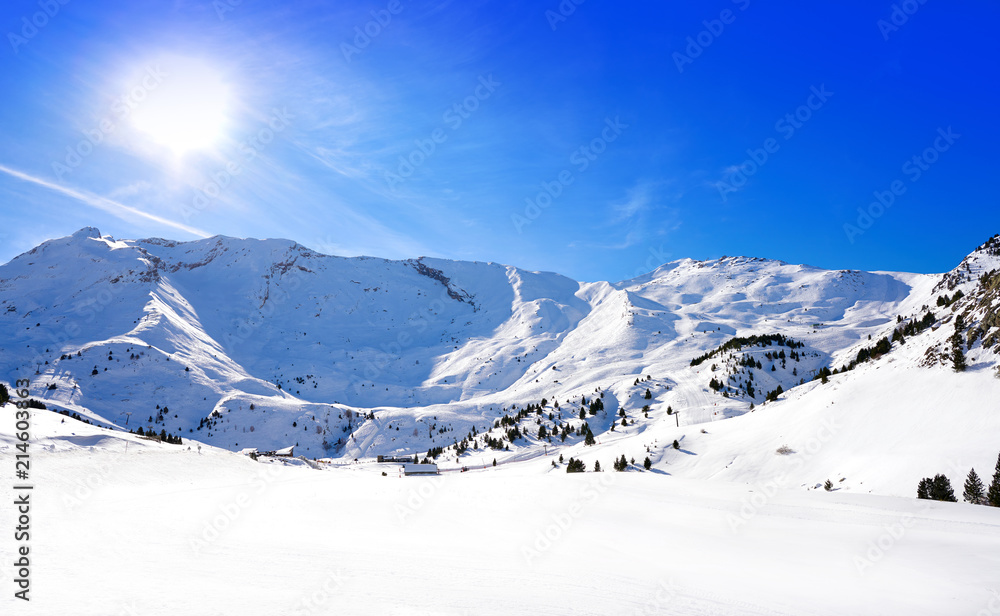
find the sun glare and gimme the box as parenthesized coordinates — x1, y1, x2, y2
(129, 59, 231, 155)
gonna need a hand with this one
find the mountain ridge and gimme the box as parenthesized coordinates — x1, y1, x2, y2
(3, 228, 998, 495)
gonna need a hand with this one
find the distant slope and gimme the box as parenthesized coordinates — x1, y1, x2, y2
(2, 228, 998, 493)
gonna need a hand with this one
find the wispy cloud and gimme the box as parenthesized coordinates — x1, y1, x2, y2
(0, 163, 211, 238)
(570, 181, 680, 252)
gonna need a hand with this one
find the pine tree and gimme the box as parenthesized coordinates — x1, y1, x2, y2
(963, 468, 986, 505)
(644, 388, 652, 399)
(613, 454, 628, 471)
(929, 474, 957, 502)
(952, 345, 967, 372)
(916, 478, 930, 499)
(584, 425, 596, 446)
(672, 439, 679, 450)
(0, 383, 8, 406)
(643, 456, 652, 470)
(593, 460, 602, 472)
(988, 453, 1000, 507)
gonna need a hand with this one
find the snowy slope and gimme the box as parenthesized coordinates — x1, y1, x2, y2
(1, 411, 998, 616)
(1, 229, 998, 498)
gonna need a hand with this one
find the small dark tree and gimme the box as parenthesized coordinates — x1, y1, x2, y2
(672, 439, 679, 450)
(566, 458, 586, 473)
(594, 460, 602, 472)
(988, 453, 1000, 507)
(492, 458, 497, 467)
(584, 425, 596, 446)
(916, 478, 930, 500)
(952, 345, 967, 372)
(929, 474, 958, 502)
(963, 468, 986, 505)
(644, 388, 652, 400)
(0, 383, 8, 406)
(643, 456, 652, 470)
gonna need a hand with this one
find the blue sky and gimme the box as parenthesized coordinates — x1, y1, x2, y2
(0, 0, 997, 282)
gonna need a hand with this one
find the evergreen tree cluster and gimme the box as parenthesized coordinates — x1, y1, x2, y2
(916, 475, 957, 502)
(936, 290, 964, 308)
(691, 333, 804, 367)
(764, 385, 784, 402)
(613, 455, 629, 471)
(962, 453, 1000, 507)
(57, 410, 92, 425)
(566, 458, 586, 473)
(811, 311, 939, 384)
(131, 426, 183, 445)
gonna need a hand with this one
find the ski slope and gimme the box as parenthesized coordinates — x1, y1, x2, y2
(1, 412, 998, 615)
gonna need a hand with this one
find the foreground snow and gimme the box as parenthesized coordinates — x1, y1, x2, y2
(2, 412, 998, 615)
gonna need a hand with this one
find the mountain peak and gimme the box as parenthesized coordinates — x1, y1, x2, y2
(71, 226, 102, 240)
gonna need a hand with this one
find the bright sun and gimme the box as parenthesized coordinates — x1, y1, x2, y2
(130, 60, 231, 155)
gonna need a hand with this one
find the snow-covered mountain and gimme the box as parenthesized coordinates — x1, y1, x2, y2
(3, 228, 998, 496)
